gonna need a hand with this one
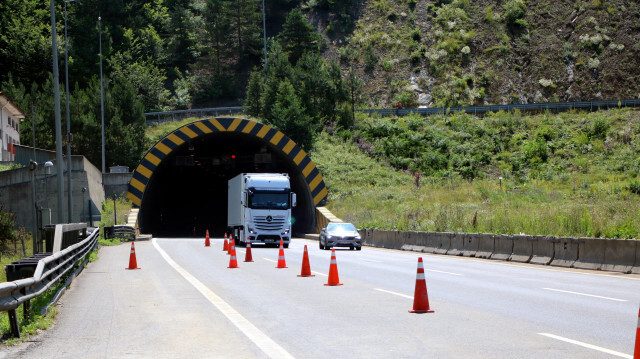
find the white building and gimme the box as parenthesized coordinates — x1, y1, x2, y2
(0, 92, 25, 161)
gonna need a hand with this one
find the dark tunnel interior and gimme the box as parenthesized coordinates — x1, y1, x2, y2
(139, 131, 316, 237)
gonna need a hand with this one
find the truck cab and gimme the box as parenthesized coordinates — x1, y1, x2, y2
(228, 173, 296, 247)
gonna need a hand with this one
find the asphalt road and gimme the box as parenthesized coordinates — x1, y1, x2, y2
(3, 237, 639, 358)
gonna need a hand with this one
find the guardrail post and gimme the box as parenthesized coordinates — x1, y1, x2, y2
(23, 300, 31, 322)
(8, 309, 20, 338)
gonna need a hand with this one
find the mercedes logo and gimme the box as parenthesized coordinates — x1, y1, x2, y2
(266, 216, 273, 222)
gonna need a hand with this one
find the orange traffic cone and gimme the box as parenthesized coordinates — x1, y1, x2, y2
(205, 229, 211, 247)
(244, 239, 254, 262)
(227, 236, 234, 255)
(324, 248, 342, 286)
(298, 245, 315, 277)
(223, 234, 228, 251)
(125, 242, 140, 270)
(634, 305, 639, 359)
(409, 257, 434, 313)
(228, 243, 238, 268)
(276, 238, 287, 268)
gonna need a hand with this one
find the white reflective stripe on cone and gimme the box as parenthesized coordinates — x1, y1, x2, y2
(416, 273, 425, 280)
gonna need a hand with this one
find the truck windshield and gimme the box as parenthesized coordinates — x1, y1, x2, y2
(248, 191, 290, 210)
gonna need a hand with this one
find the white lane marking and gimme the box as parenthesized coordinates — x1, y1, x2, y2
(542, 288, 627, 302)
(374, 288, 413, 300)
(152, 239, 294, 359)
(311, 271, 328, 277)
(262, 258, 276, 263)
(538, 333, 632, 359)
(424, 268, 463, 276)
(360, 258, 381, 263)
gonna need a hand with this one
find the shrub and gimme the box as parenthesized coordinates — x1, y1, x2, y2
(503, 0, 526, 26)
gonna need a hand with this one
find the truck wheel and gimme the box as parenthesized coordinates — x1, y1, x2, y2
(284, 243, 289, 249)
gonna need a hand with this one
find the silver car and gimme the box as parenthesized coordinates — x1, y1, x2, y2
(319, 222, 362, 250)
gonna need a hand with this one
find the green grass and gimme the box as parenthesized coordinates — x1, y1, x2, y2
(98, 197, 133, 245)
(314, 109, 640, 239)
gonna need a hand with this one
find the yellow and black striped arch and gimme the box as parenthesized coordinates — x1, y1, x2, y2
(126, 117, 328, 208)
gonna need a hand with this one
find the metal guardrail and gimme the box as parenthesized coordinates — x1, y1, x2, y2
(0, 228, 99, 338)
(144, 99, 640, 125)
(145, 106, 244, 125)
(362, 99, 640, 117)
(112, 225, 136, 241)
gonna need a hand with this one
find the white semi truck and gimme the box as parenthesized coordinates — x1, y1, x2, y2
(227, 173, 296, 248)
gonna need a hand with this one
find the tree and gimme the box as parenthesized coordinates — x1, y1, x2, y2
(0, 0, 54, 86)
(278, 8, 324, 65)
(244, 69, 264, 117)
(270, 79, 316, 151)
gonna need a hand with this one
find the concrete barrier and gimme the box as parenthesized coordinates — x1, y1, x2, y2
(491, 234, 513, 260)
(633, 241, 640, 274)
(368, 229, 386, 248)
(433, 232, 452, 255)
(475, 233, 494, 259)
(550, 237, 579, 267)
(447, 233, 465, 256)
(423, 232, 439, 253)
(574, 237, 607, 270)
(401, 231, 426, 252)
(601, 239, 637, 273)
(530, 236, 554, 265)
(509, 235, 533, 263)
(462, 233, 479, 257)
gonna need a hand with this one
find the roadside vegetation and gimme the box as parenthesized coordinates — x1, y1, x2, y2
(98, 197, 133, 246)
(314, 108, 640, 239)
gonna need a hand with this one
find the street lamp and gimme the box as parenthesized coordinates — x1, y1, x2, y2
(64, 0, 76, 223)
(99, 16, 105, 174)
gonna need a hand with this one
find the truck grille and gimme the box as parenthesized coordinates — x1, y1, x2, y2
(254, 215, 287, 231)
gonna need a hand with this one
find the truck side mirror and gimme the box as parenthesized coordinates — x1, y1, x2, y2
(242, 192, 247, 207)
(291, 193, 297, 208)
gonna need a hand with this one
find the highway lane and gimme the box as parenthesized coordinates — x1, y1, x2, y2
(4, 237, 639, 358)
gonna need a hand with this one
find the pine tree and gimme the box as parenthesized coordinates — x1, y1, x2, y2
(278, 8, 324, 65)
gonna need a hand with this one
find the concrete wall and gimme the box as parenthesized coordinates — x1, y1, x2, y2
(103, 172, 133, 198)
(0, 156, 104, 230)
(340, 227, 640, 274)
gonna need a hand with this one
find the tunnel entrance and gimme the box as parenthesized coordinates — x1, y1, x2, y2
(129, 118, 326, 237)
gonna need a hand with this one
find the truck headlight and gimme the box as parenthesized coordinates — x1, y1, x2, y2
(248, 227, 256, 234)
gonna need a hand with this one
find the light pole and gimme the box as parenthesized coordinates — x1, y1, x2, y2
(262, 0, 267, 76)
(99, 16, 105, 174)
(29, 160, 37, 255)
(64, 0, 76, 223)
(49, 0, 65, 224)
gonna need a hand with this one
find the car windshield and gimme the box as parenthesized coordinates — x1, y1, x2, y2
(248, 191, 290, 210)
(327, 223, 357, 233)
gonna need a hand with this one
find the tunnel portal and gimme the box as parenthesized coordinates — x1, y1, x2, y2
(126, 118, 327, 237)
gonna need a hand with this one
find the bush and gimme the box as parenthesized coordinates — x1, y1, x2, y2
(503, 0, 526, 26)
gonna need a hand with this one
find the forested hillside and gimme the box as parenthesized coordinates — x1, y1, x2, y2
(1, 0, 639, 168)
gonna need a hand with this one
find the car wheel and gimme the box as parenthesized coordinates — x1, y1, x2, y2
(319, 240, 324, 250)
(349, 246, 354, 250)
(356, 246, 362, 251)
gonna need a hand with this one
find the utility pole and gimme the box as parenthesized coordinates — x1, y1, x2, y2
(50, 0, 65, 224)
(262, 0, 267, 78)
(99, 16, 106, 174)
(64, 0, 75, 222)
